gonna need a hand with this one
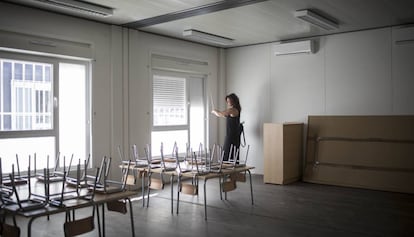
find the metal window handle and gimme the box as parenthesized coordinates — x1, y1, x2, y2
(54, 97, 58, 108)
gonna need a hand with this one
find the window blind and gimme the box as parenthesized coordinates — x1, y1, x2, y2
(153, 75, 187, 126)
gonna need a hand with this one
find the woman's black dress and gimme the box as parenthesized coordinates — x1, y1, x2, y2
(223, 114, 240, 161)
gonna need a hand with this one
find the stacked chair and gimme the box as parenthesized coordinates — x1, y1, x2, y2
(220, 144, 251, 199)
(0, 158, 20, 237)
(93, 156, 131, 194)
(0, 151, 134, 237)
(175, 143, 211, 214)
(2, 155, 28, 187)
(118, 144, 148, 207)
(63, 167, 100, 237)
(36, 153, 73, 183)
(145, 142, 178, 209)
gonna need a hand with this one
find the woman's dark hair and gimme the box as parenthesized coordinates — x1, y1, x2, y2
(226, 93, 241, 113)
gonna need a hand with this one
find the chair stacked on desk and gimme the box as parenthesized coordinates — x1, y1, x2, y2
(36, 153, 72, 183)
(115, 141, 253, 221)
(175, 143, 213, 214)
(63, 167, 100, 237)
(118, 144, 149, 207)
(0, 158, 20, 237)
(0, 151, 137, 237)
(145, 142, 178, 212)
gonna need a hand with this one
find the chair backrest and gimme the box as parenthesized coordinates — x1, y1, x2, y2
(144, 144, 155, 169)
(89, 167, 100, 199)
(9, 165, 22, 209)
(0, 157, 13, 201)
(93, 156, 107, 186)
(74, 160, 81, 191)
(193, 151, 204, 174)
(55, 154, 74, 178)
(175, 147, 184, 173)
(119, 160, 131, 189)
(226, 144, 250, 167)
(239, 144, 250, 166)
(209, 144, 225, 173)
(171, 141, 178, 159)
(82, 167, 100, 200)
(65, 156, 88, 188)
(175, 145, 197, 174)
(129, 144, 148, 168)
(118, 145, 135, 166)
(98, 157, 130, 194)
(82, 154, 91, 181)
(102, 156, 111, 189)
(159, 142, 176, 172)
(205, 144, 217, 172)
(59, 154, 73, 177)
(15, 154, 21, 177)
(225, 144, 240, 168)
(53, 152, 60, 174)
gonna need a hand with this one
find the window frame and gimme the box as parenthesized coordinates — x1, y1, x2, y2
(0, 50, 92, 171)
(150, 69, 207, 153)
(0, 51, 58, 139)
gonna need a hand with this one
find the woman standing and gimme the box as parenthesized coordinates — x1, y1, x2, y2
(211, 93, 241, 161)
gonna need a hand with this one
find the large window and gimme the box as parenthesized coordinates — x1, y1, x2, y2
(151, 71, 206, 156)
(1, 59, 53, 131)
(0, 53, 91, 173)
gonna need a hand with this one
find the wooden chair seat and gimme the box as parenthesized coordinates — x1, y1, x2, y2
(107, 200, 127, 214)
(222, 180, 237, 192)
(149, 178, 163, 190)
(230, 172, 246, 182)
(64, 216, 94, 237)
(181, 183, 198, 195)
(126, 174, 136, 185)
(1, 223, 21, 237)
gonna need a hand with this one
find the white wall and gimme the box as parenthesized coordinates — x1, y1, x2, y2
(325, 29, 392, 114)
(226, 44, 271, 174)
(226, 27, 414, 175)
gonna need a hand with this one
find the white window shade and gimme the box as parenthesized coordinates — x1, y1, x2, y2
(153, 75, 187, 126)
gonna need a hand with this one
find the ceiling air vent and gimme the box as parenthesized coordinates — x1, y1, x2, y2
(34, 0, 113, 17)
(295, 9, 338, 31)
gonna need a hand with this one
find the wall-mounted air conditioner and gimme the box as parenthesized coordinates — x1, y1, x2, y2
(273, 40, 315, 56)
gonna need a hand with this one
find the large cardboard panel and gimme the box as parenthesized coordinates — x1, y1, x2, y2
(304, 115, 414, 193)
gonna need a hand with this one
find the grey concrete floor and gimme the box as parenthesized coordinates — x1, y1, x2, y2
(6, 174, 414, 237)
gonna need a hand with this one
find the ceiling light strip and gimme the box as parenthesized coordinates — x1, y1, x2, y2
(183, 29, 234, 46)
(34, 0, 113, 17)
(123, 0, 268, 29)
(295, 9, 338, 31)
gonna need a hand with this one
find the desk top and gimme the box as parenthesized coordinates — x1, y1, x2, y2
(120, 164, 254, 178)
(3, 187, 138, 218)
(179, 166, 255, 180)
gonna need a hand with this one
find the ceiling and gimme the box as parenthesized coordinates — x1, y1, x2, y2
(5, 0, 414, 48)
